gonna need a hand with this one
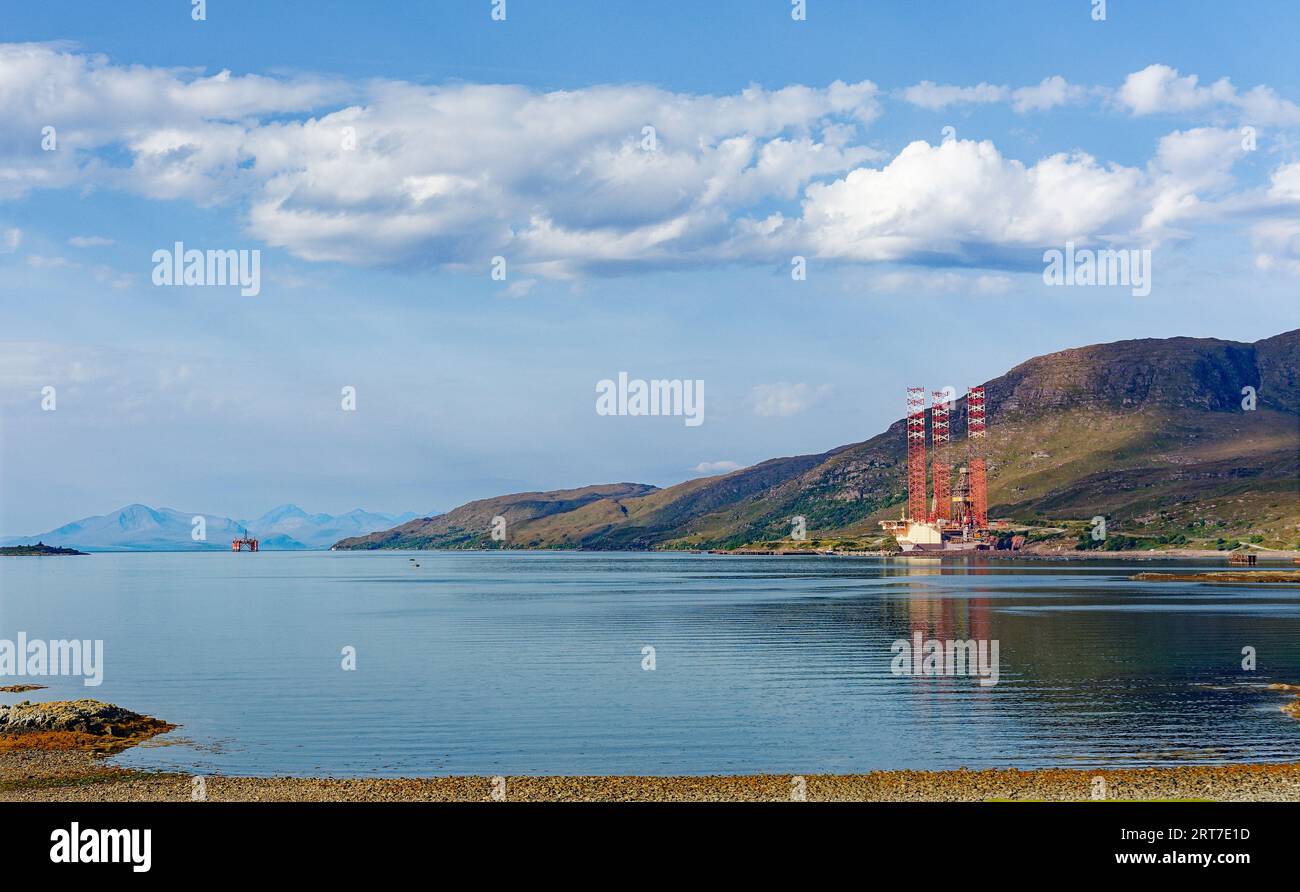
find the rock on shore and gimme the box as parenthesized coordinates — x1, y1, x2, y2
(0, 699, 174, 752)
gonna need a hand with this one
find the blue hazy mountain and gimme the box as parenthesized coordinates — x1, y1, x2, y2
(0, 504, 425, 552)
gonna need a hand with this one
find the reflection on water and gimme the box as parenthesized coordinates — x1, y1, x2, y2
(1, 552, 1297, 776)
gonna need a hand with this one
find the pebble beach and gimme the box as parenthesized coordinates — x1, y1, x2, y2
(5, 749, 1300, 802)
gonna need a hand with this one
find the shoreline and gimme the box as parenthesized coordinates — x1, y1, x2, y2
(1134, 570, 1300, 583)
(719, 549, 1300, 561)
(5, 752, 1300, 801)
(24, 546, 1299, 561)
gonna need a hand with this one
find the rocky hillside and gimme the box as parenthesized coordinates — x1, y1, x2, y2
(335, 330, 1300, 552)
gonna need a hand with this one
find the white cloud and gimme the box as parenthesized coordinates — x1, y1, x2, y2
(691, 460, 742, 475)
(903, 66, 1300, 125)
(1, 227, 19, 251)
(900, 76, 1086, 114)
(1266, 161, 1300, 202)
(1252, 219, 1300, 274)
(0, 43, 343, 202)
(1117, 64, 1300, 125)
(778, 139, 1146, 263)
(0, 44, 879, 275)
(1010, 76, 1088, 113)
(1251, 161, 1300, 274)
(2, 44, 1297, 278)
(239, 80, 880, 272)
(1140, 127, 1245, 235)
(1118, 64, 1234, 115)
(69, 235, 114, 247)
(900, 81, 1007, 110)
(1236, 85, 1300, 127)
(748, 382, 830, 417)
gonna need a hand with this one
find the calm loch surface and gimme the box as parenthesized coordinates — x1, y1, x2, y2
(2, 551, 1297, 776)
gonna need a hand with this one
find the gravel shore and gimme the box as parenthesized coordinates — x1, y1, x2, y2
(4, 751, 1300, 802)
(5, 698, 1298, 802)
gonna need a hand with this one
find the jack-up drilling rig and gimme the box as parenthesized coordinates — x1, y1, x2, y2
(879, 385, 999, 551)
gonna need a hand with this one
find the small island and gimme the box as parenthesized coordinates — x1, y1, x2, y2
(0, 542, 87, 557)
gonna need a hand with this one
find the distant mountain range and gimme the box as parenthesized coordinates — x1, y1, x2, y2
(335, 329, 1299, 552)
(1, 504, 426, 552)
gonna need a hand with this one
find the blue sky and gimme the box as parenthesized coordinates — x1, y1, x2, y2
(1, 0, 1298, 535)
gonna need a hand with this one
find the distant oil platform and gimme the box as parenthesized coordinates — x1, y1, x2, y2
(879, 386, 1017, 553)
(231, 529, 259, 552)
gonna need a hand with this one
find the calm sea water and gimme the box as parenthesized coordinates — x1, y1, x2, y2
(1, 551, 1298, 776)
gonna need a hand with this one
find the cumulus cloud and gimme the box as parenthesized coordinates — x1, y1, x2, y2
(1118, 64, 1234, 115)
(1236, 85, 1300, 127)
(0, 44, 883, 273)
(1266, 161, 1300, 203)
(1117, 64, 1300, 125)
(1252, 219, 1300, 274)
(0, 43, 344, 202)
(1140, 127, 1246, 235)
(769, 138, 1146, 264)
(2, 44, 1298, 278)
(1251, 161, 1300, 274)
(760, 128, 1270, 261)
(1010, 76, 1089, 113)
(748, 382, 830, 417)
(241, 80, 882, 273)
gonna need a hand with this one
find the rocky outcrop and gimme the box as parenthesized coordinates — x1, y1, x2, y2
(0, 700, 174, 751)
